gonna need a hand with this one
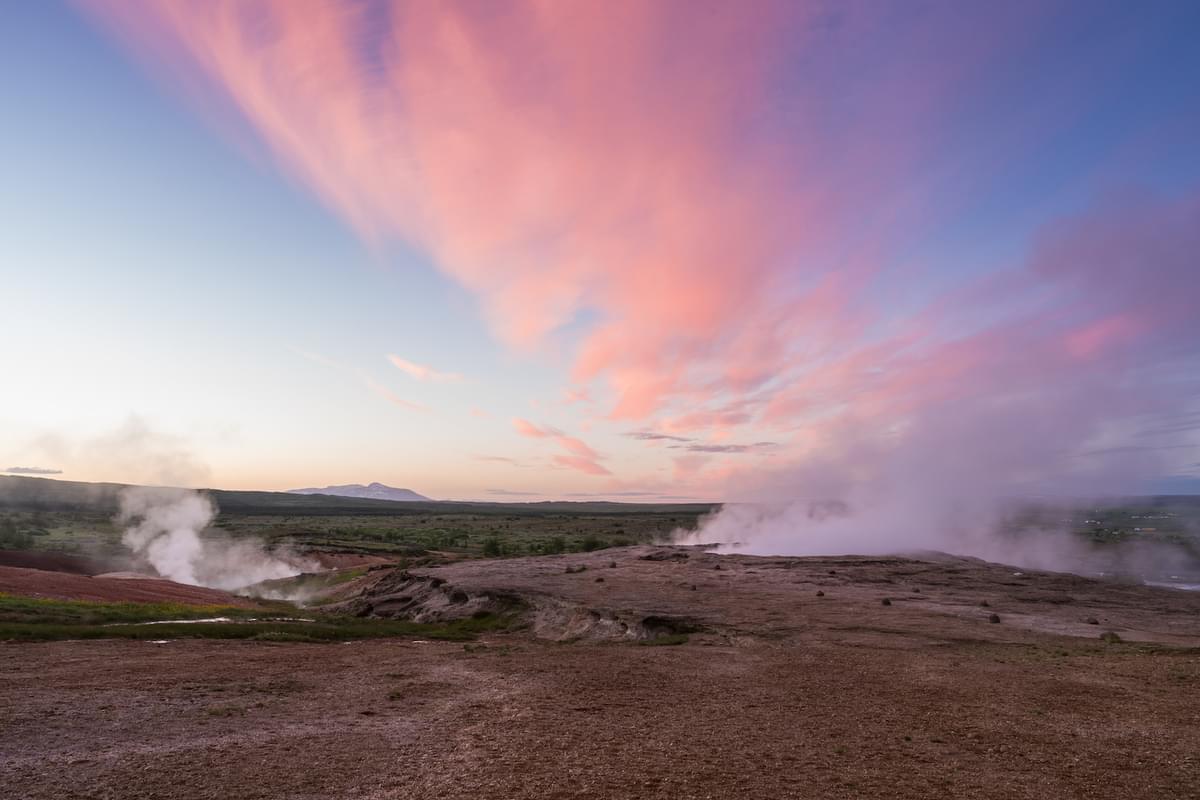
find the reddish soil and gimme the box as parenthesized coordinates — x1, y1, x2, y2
(0, 549, 111, 575)
(0, 565, 256, 607)
(2, 547, 1199, 799)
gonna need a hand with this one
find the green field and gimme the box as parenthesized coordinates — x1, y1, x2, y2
(0, 475, 713, 561)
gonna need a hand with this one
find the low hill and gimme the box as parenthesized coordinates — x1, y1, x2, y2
(288, 482, 432, 502)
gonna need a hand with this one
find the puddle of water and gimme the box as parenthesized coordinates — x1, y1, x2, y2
(1146, 581, 1200, 591)
(116, 617, 317, 627)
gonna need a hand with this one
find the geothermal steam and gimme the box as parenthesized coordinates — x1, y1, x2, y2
(118, 487, 315, 592)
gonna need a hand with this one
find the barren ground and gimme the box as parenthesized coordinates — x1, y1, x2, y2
(0, 565, 257, 607)
(3, 547, 1199, 799)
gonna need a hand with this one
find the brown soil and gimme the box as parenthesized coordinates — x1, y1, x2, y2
(2, 546, 1199, 799)
(0, 565, 256, 607)
(0, 548, 112, 575)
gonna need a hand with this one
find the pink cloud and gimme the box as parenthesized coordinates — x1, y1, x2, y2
(85, 3, 1200, 498)
(365, 378, 427, 413)
(294, 347, 426, 413)
(387, 354, 462, 383)
(512, 417, 608, 477)
(553, 455, 612, 477)
(512, 418, 555, 439)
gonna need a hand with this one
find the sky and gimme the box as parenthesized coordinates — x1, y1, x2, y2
(1, 1, 1198, 501)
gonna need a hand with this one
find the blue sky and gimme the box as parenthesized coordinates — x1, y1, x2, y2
(2, 1, 1197, 499)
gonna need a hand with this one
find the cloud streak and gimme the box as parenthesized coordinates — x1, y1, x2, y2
(387, 355, 463, 383)
(293, 348, 426, 413)
(513, 418, 609, 476)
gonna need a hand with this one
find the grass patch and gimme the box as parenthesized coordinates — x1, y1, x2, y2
(0, 593, 267, 625)
(0, 592, 522, 643)
(639, 633, 690, 646)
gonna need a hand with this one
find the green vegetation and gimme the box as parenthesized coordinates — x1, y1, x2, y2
(0, 475, 712, 561)
(247, 566, 369, 601)
(0, 505, 700, 561)
(1004, 498, 1200, 555)
(0, 593, 265, 625)
(639, 633, 690, 646)
(0, 592, 520, 643)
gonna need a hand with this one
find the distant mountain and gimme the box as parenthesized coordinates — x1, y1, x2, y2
(287, 482, 432, 502)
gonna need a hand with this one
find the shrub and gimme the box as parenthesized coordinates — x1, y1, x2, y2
(580, 534, 604, 552)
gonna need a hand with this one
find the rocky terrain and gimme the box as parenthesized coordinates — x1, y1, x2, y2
(3, 546, 1199, 799)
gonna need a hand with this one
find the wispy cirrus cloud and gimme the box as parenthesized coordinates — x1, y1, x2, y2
(292, 348, 425, 413)
(474, 455, 528, 468)
(512, 418, 609, 476)
(624, 430, 692, 443)
(679, 442, 776, 454)
(386, 354, 463, 383)
(4, 466, 63, 475)
(552, 455, 611, 477)
(364, 377, 427, 413)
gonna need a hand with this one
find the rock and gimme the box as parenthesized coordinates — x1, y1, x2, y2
(1086, 617, 1099, 625)
(816, 590, 825, 597)
(989, 614, 1001, 624)
(881, 598, 892, 606)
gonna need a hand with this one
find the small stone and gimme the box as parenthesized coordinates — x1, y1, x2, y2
(816, 590, 825, 597)
(1086, 617, 1099, 625)
(980, 600, 990, 607)
(881, 598, 892, 606)
(989, 613, 1001, 624)
(594, 577, 604, 583)
(912, 587, 920, 593)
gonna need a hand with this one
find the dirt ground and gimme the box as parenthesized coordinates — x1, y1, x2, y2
(0, 565, 256, 607)
(0, 549, 111, 575)
(3, 548, 1199, 799)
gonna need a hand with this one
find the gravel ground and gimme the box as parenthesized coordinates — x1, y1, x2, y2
(3, 549, 1199, 799)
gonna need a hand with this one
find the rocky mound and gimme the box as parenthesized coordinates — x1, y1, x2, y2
(328, 545, 1200, 646)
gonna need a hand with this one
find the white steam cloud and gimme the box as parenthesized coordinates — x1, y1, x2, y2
(118, 487, 315, 592)
(678, 389, 1200, 582)
(679, 191, 1200, 584)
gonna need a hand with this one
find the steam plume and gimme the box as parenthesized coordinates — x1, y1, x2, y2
(118, 487, 315, 592)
